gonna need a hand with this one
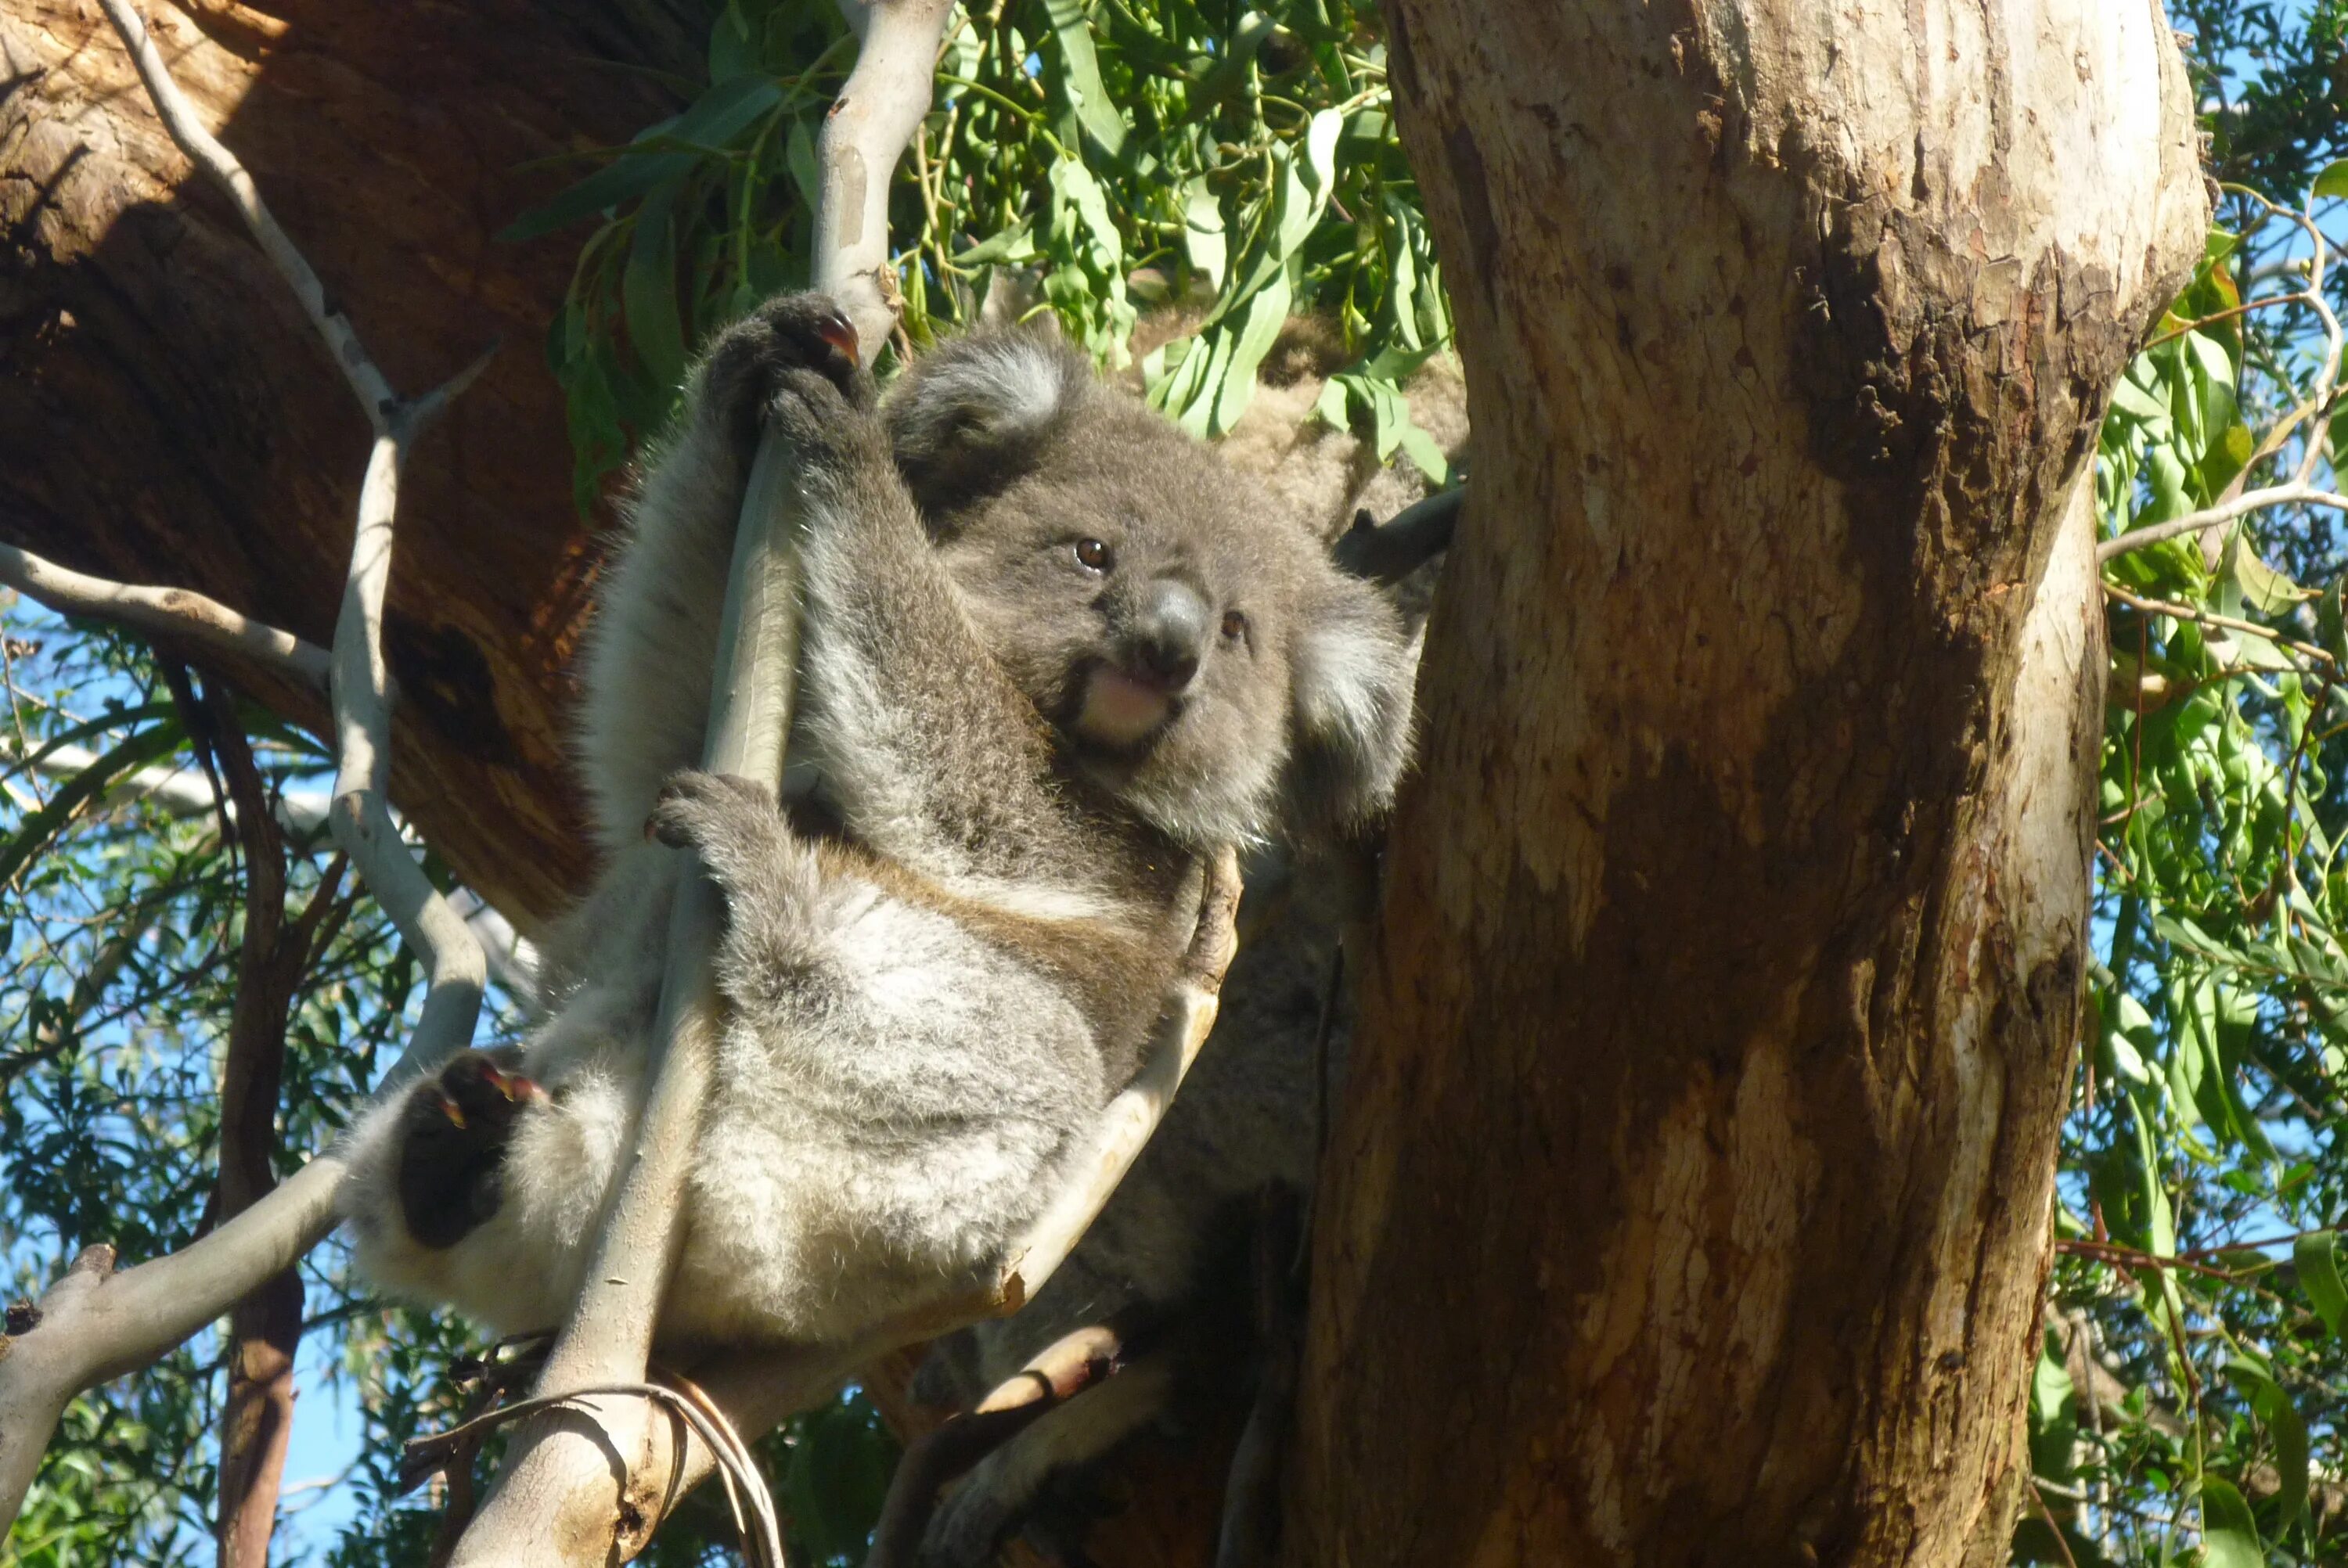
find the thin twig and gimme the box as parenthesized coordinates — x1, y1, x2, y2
(2140, 290, 2308, 353)
(0, 543, 330, 691)
(2102, 581, 2336, 667)
(2097, 480, 2348, 564)
(93, 0, 398, 423)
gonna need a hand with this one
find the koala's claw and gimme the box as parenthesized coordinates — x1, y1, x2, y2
(705, 292, 877, 455)
(646, 770, 777, 851)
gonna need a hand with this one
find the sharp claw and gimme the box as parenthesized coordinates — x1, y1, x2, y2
(812, 306, 860, 369)
(477, 1063, 543, 1103)
(433, 1088, 466, 1130)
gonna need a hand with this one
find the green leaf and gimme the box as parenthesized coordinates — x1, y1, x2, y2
(2225, 1357, 2310, 1526)
(956, 226, 1038, 268)
(2199, 1476, 2263, 1568)
(1313, 372, 1353, 431)
(1183, 178, 1226, 291)
(1043, 0, 1128, 159)
(1181, 11, 1277, 121)
(0, 702, 178, 787)
(2028, 1332, 2079, 1482)
(2321, 578, 2348, 665)
(1210, 272, 1292, 433)
(1396, 419, 1450, 485)
(708, 0, 755, 81)
(0, 721, 187, 893)
(2314, 158, 2348, 201)
(500, 149, 696, 243)
(623, 183, 689, 397)
(667, 71, 785, 152)
(2296, 1230, 2348, 1336)
(785, 116, 821, 210)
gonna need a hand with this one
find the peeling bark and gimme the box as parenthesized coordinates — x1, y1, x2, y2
(1288, 4, 2206, 1564)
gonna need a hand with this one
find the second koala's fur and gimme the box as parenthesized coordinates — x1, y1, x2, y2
(334, 295, 1419, 1350)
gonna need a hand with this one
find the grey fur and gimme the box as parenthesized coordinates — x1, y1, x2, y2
(334, 294, 1418, 1352)
(907, 505, 1457, 1568)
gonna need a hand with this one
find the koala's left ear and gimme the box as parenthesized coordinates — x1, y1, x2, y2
(1286, 572, 1418, 843)
(884, 333, 1093, 516)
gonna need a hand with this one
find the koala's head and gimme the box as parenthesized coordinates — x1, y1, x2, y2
(885, 333, 1417, 848)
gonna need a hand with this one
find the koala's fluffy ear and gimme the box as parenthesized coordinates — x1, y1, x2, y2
(885, 333, 1093, 514)
(1286, 571, 1418, 844)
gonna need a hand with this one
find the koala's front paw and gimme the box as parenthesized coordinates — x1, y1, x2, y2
(395, 1052, 542, 1250)
(645, 769, 801, 900)
(646, 769, 776, 851)
(703, 293, 878, 459)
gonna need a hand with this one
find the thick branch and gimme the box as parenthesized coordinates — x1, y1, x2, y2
(814, 0, 955, 358)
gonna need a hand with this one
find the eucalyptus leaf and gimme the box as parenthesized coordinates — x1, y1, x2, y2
(2198, 1476, 2263, 1568)
(1043, 0, 1129, 158)
(2296, 1231, 2348, 1336)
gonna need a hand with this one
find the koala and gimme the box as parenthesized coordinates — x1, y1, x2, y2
(334, 293, 1420, 1351)
(900, 499, 1453, 1568)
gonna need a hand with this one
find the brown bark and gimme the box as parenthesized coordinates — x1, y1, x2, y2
(0, 0, 702, 930)
(1287, 5, 2205, 1567)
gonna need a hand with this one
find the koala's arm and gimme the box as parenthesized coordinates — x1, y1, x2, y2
(728, 300, 1078, 885)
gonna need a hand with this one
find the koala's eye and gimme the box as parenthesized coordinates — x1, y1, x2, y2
(1221, 609, 1248, 642)
(1073, 538, 1114, 573)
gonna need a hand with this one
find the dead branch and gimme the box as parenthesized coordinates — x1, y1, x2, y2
(0, 0, 489, 1530)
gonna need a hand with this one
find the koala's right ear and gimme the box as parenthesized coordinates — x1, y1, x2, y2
(884, 333, 1093, 513)
(1285, 570, 1419, 846)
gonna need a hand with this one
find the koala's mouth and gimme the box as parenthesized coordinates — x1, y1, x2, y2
(1071, 664, 1183, 750)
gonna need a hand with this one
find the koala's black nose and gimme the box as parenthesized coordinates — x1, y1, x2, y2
(1129, 578, 1209, 690)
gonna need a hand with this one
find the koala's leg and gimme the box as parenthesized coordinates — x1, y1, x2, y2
(711, 294, 1075, 886)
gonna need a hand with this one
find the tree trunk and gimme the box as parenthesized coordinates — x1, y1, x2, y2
(1287, 4, 2203, 1566)
(0, 0, 702, 930)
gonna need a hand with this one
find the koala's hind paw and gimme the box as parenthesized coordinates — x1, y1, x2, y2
(395, 1052, 542, 1250)
(704, 292, 877, 455)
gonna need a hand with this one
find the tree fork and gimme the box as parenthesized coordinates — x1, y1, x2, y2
(1290, 5, 2206, 1565)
